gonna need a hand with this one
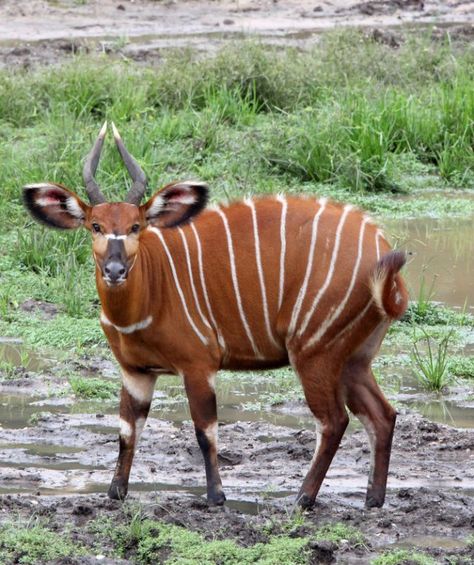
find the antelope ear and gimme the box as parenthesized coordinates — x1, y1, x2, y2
(142, 181, 208, 228)
(23, 183, 90, 230)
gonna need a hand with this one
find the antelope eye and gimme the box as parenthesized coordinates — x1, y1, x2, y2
(130, 224, 140, 234)
(92, 223, 101, 233)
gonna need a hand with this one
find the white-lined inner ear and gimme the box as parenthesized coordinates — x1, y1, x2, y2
(146, 194, 165, 219)
(65, 197, 85, 219)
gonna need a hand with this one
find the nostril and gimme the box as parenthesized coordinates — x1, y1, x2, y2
(104, 262, 127, 281)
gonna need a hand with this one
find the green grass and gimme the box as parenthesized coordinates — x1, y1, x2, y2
(69, 375, 119, 399)
(314, 522, 366, 548)
(0, 520, 86, 564)
(91, 513, 311, 564)
(411, 329, 454, 392)
(371, 549, 436, 565)
(0, 32, 473, 380)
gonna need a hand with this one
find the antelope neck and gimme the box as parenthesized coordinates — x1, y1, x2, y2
(97, 247, 152, 329)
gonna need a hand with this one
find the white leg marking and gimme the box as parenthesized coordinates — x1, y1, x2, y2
(134, 417, 146, 446)
(178, 227, 212, 331)
(357, 414, 376, 487)
(325, 299, 373, 349)
(305, 217, 369, 349)
(119, 418, 133, 439)
(208, 373, 216, 392)
(204, 421, 218, 444)
(149, 227, 208, 346)
(276, 194, 288, 310)
(309, 419, 324, 466)
(298, 204, 353, 337)
(122, 371, 155, 404)
(245, 199, 281, 350)
(288, 199, 328, 336)
(215, 207, 262, 358)
(190, 223, 226, 350)
(100, 311, 153, 334)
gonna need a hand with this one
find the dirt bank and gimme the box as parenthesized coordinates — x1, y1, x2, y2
(1, 0, 473, 68)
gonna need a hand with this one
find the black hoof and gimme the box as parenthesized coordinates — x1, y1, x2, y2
(208, 490, 226, 506)
(108, 481, 128, 501)
(365, 495, 384, 508)
(296, 493, 314, 510)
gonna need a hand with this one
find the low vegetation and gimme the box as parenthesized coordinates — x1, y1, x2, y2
(411, 329, 454, 392)
(0, 521, 86, 564)
(69, 375, 119, 399)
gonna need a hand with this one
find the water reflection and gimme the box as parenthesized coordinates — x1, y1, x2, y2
(387, 216, 474, 309)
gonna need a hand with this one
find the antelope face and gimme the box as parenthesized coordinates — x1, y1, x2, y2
(22, 122, 208, 288)
(89, 203, 143, 287)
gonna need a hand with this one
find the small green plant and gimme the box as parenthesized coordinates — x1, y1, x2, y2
(314, 522, 366, 548)
(371, 548, 436, 565)
(69, 376, 119, 400)
(0, 358, 18, 380)
(411, 329, 454, 391)
(447, 356, 474, 379)
(0, 520, 86, 564)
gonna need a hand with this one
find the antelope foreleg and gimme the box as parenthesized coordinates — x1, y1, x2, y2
(184, 373, 225, 506)
(108, 371, 156, 500)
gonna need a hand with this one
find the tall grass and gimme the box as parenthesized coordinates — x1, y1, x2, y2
(411, 329, 454, 392)
(0, 32, 473, 317)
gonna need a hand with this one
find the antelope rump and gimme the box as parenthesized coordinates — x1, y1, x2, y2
(23, 123, 408, 509)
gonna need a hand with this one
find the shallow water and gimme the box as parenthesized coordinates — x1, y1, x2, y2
(387, 216, 474, 310)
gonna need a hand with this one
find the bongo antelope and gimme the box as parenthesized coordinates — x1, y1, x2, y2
(23, 123, 408, 509)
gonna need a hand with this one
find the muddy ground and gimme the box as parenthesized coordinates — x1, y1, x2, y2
(0, 375, 473, 562)
(1, 0, 473, 68)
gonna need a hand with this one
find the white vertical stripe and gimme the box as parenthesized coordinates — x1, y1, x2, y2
(297, 204, 353, 337)
(325, 299, 373, 349)
(215, 207, 262, 358)
(288, 199, 328, 336)
(305, 217, 369, 349)
(190, 222, 226, 350)
(245, 199, 281, 350)
(178, 227, 212, 330)
(375, 229, 383, 261)
(149, 227, 208, 346)
(276, 194, 288, 310)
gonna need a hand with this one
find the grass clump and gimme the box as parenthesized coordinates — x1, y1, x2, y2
(314, 522, 366, 548)
(371, 548, 436, 565)
(91, 513, 310, 564)
(411, 329, 454, 391)
(0, 521, 86, 564)
(69, 376, 119, 399)
(402, 301, 474, 327)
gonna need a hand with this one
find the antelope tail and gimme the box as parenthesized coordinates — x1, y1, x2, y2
(371, 251, 409, 320)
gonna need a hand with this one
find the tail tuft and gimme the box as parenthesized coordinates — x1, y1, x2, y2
(371, 251, 409, 319)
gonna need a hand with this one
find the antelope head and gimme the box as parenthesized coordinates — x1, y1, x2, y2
(23, 122, 208, 287)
